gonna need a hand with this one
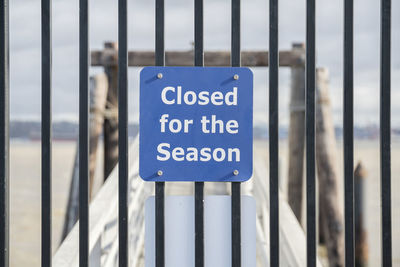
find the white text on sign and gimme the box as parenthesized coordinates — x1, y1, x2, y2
(161, 86, 238, 106)
(157, 86, 241, 162)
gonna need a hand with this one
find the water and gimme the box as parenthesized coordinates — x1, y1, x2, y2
(10, 141, 76, 267)
(9, 139, 399, 266)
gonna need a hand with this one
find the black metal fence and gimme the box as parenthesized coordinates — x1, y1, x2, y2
(0, 0, 393, 266)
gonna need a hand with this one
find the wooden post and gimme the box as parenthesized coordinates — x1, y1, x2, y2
(355, 162, 368, 267)
(315, 67, 344, 266)
(103, 42, 119, 180)
(89, 73, 108, 197)
(61, 73, 108, 240)
(287, 43, 306, 223)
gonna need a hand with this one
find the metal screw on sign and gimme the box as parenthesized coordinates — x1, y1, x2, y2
(234, 74, 239, 80)
(157, 170, 163, 176)
(157, 73, 163, 79)
(233, 170, 239, 176)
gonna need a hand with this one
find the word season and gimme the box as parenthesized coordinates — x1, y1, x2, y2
(161, 86, 238, 106)
(157, 143, 241, 162)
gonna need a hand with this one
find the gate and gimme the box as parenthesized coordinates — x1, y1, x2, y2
(0, 0, 394, 266)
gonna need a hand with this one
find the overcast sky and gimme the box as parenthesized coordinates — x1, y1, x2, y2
(8, 0, 400, 126)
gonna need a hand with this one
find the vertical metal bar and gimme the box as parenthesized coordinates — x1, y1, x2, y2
(231, 0, 241, 265)
(306, 0, 316, 266)
(231, 182, 241, 267)
(155, 183, 165, 267)
(380, 0, 392, 266)
(0, 1, 9, 266)
(194, 0, 204, 266)
(343, 0, 354, 266)
(118, 0, 128, 266)
(269, 0, 279, 265)
(230, 0, 242, 266)
(231, 0, 240, 67)
(155, 0, 164, 67)
(79, 0, 89, 265)
(41, 0, 52, 266)
(155, 0, 165, 266)
(194, 182, 204, 267)
(194, 0, 204, 66)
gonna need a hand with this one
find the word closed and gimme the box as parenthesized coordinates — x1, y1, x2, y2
(139, 67, 253, 182)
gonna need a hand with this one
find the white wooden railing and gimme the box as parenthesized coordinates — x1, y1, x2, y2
(54, 135, 321, 266)
(53, 137, 153, 267)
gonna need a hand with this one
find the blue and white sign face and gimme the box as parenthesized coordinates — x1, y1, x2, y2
(139, 67, 253, 182)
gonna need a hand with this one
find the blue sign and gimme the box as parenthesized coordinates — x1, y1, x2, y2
(139, 67, 253, 182)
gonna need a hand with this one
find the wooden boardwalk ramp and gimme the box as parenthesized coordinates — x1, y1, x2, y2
(54, 136, 322, 266)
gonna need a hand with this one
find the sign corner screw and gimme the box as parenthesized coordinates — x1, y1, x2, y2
(157, 170, 163, 176)
(233, 170, 239, 176)
(157, 73, 163, 79)
(233, 74, 239, 80)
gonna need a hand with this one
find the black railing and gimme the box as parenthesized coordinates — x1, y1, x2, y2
(0, 1, 9, 266)
(0, 0, 394, 266)
(344, 0, 355, 265)
(79, 0, 90, 265)
(269, 0, 279, 265)
(118, 0, 129, 266)
(231, 1, 242, 267)
(380, 0, 392, 266)
(41, 0, 52, 266)
(194, 1, 205, 267)
(305, 0, 316, 266)
(155, 1, 165, 267)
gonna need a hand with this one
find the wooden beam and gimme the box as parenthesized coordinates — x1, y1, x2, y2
(91, 49, 304, 67)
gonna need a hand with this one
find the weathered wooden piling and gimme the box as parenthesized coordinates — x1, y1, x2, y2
(62, 73, 109, 240)
(89, 73, 108, 197)
(287, 43, 306, 223)
(103, 42, 119, 180)
(315, 67, 344, 266)
(355, 162, 368, 267)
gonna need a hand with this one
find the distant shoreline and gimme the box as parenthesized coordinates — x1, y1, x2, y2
(9, 120, 400, 141)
